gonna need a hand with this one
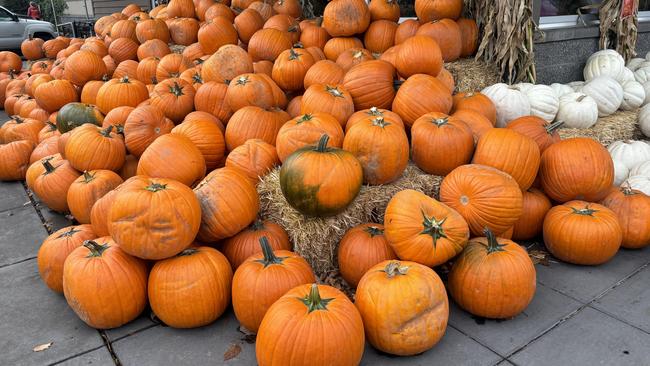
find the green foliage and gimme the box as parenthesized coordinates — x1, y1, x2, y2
(2, 0, 68, 24)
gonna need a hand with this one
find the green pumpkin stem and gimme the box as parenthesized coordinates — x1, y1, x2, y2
(382, 261, 409, 277)
(484, 228, 506, 254)
(420, 210, 448, 249)
(177, 248, 199, 256)
(546, 120, 564, 133)
(100, 125, 114, 137)
(300, 284, 334, 313)
(364, 225, 384, 237)
(146, 182, 167, 192)
(250, 219, 265, 231)
(82, 170, 95, 183)
(570, 205, 597, 216)
(83, 240, 109, 257)
(170, 81, 185, 96)
(297, 114, 313, 123)
(42, 159, 56, 174)
(288, 48, 301, 60)
(57, 226, 81, 238)
(255, 236, 284, 267)
(316, 134, 330, 152)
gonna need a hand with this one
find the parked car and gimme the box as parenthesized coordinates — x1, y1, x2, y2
(0, 5, 57, 51)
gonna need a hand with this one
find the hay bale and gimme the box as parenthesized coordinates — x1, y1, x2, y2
(257, 164, 442, 281)
(558, 109, 644, 146)
(446, 57, 501, 93)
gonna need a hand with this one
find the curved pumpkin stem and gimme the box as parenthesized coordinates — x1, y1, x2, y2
(82, 170, 95, 183)
(364, 225, 384, 237)
(483, 228, 506, 254)
(420, 210, 448, 249)
(83, 240, 109, 257)
(297, 114, 313, 124)
(315, 134, 330, 152)
(146, 182, 167, 192)
(300, 284, 334, 313)
(288, 48, 301, 60)
(57, 226, 81, 238)
(570, 205, 597, 216)
(546, 120, 564, 134)
(42, 159, 56, 174)
(255, 236, 285, 267)
(382, 261, 409, 277)
(325, 85, 344, 98)
(250, 218, 266, 231)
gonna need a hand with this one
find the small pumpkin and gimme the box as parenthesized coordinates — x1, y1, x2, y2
(1, 116, 44, 144)
(323, 36, 363, 61)
(457, 18, 478, 57)
(67, 170, 123, 224)
(197, 17, 238, 54)
(451, 92, 497, 125)
(600, 185, 650, 249)
(102, 106, 134, 134)
(21, 35, 45, 60)
(415, 0, 462, 22)
(30, 137, 59, 164)
(194, 81, 232, 123)
(224, 106, 289, 151)
(415, 19, 462, 62)
(247, 28, 292, 62)
(346, 107, 404, 132)
(234, 8, 265, 44)
(337, 223, 396, 288)
(89, 187, 120, 237)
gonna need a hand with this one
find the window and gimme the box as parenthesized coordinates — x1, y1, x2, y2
(0, 8, 14, 22)
(537, 0, 600, 30)
(540, 0, 599, 16)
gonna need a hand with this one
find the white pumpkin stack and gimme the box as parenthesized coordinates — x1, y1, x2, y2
(480, 83, 531, 127)
(608, 140, 650, 193)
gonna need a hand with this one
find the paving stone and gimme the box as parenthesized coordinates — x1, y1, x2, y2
(0, 206, 48, 267)
(592, 265, 650, 333)
(0, 181, 30, 212)
(0, 259, 105, 365)
(361, 326, 501, 366)
(496, 360, 515, 365)
(55, 347, 115, 366)
(104, 312, 158, 342)
(535, 248, 650, 303)
(448, 283, 582, 356)
(112, 309, 257, 365)
(510, 307, 650, 366)
(35, 203, 75, 233)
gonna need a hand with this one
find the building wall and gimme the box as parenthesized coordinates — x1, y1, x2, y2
(63, 0, 93, 17)
(92, 0, 151, 18)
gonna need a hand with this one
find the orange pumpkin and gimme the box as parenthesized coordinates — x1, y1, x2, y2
(64, 50, 108, 86)
(137, 39, 171, 60)
(273, 0, 302, 17)
(108, 37, 138, 63)
(0, 51, 22, 73)
(225, 106, 289, 151)
(201, 44, 254, 83)
(303, 60, 344, 90)
(601, 186, 650, 249)
(67, 170, 123, 224)
(322, 0, 371, 37)
(415, 0, 462, 22)
(102, 106, 134, 133)
(272, 48, 315, 91)
(197, 17, 238, 54)
(416, 19, 462, 62)
(136, 18, 170, 43)
(222, 219, 292, 269)
(248, 28, 293, 62)
(300, 22, 331, 49)
(171, 116, 224, 171)
(369, 0, 400, 21)
(301, 84, 354, 127)
(21, 36, 45, 60)
(395, 35, 443, 78)
(137, 134, 206, 187)
(225, 139, 279, 183)
(512, 188, 552, 240)
(0, 140, 35, 181)
(168, 17, 200, 46)
(234, 8, 265, 44)
(342, 59, 396, 110)
(275, 113, 344, 163)
(89, 187, 120, 237)
(183, 110, 225, 132)
(226, 73, 286, 111)
(123, 105, 175, 157)
(323, 36, 363, 61)
(96, 76, 149, 115)
(30, 158, 81, 212)
(394, 18, 420, 44)
(506, 116, 563, 153)
(2, 116, 44, 144)
(451, 109, 494, 141)
(33, 79, 79, 113)
(65, 124, 126, 172)
(392, 73, 452, 128)
(345, 107, 404, 132)
(451, 91, 497, 125)
(457, 18, 479, 57)
(337, 223, 396, 287)
(149, 78, 195, 123)
(156, 53, 193, 81)
(363, 20, 397, 53)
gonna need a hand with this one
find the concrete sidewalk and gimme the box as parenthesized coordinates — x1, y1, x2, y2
(1, 110, 650, 365)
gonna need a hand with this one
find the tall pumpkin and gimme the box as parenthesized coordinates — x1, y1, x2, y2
(67, 170, 123, 224)
(221, 219, 291, 269)
(601, 186, 650, 249)
(355, 260, 449, 355)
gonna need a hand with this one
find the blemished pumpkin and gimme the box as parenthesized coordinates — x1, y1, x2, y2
(384, 189, 469, 266)
(540, 138, 614, 202)
(225, 139, 279, 184)
(256, 284, 365, 366)
(343, 116, 409, 185)
(440, 164, 523, 236)
(337, 223, 397, 288)
(137, 134, 206, 187)
(301, 84, 354, 127)
(65, 125, 126, 172)
(472, 128, 541, 190)
(543, 201, 622, 265)
(452, 91, 497, 125)
(322, 0, 371, 37)
(335, 48, 374, 72)
(30, 137, 59, 164)
(30, 159, 81, 213)
(410, 112, 474, 176)
(222, 219, 291, 269)
(67, 170, 123, 224)
(506, 115, 563, 153)
(355, 260, 449, 355)
(448, 228, 537, 319)
(194, 167, 260, 242)
(37, 225, 96, 293)
(63, 237, 148, 329)
(233, 237, 315, 332)
(1, 116, 44, 145)
(280, 134, 363, 217)
(601, 185, 650, 249)
(148, 246, 233, 328)
(0, 140, 35, 181)
(123, 105, 175, 157)
(226, 73, 287, 112)
(108, 176, 201, 260)
(512, 188, 552, 241)
(392, 73, 453, 129)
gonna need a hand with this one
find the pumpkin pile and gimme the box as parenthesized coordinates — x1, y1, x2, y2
(1, 0, 649, 363)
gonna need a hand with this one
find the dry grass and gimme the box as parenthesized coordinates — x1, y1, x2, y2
(257, 164, 442, 280)
(558, 109, 644, 146)
(446, 58, 501, 93)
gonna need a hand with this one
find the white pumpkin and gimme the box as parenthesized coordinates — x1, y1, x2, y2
(646, 51, 650, 61)
(626, 175, 650, 195)
(581, 76, 623, 117)
(622, 67, 635, 82)
(634, 66, 650, 84)
(556, 92, 599, 128)
(620, 80, 646, 110)
(607, 140, 650, 170)
(640, 103, 650, 137)
(627, 57, 646, 71)
(630, 160, 650, 177)
(613, 159, 630, 186)
(642, 81, 650, 106)
(481, 83, 531, 128)
(568, 81, 585, 92)
(524, 85, 559, 122)
(584, 49, 625, 82)
(515, 82, 534, 93)
(550, 83, 574, 98)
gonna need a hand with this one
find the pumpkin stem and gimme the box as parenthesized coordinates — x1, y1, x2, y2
(57, 226, 81, 238)
(576, 94, 587, 102)
(393, 79, 404, 90)
(621, 182, 636, 195)
(177, 248, 199, 256)
(382, 261, 409, 277)
(146, 182, 167, 192)
(83, 240, 109, 257)
(315, 134, 330, 152)
(420, 210, 448, 249)
(371, 117, 390, 128)
(570, 205, 597, 216)
(192, 72, 203, 84)
(169, 81, 185, 96)
(325, 85, 344, 98)
(255, 236, 285, 267)
(250, 219, 266, 231)
(484, 228, 506, 254)
(367, 107, 382, 116)
(297, 114, 313, 123)
(12, 115, 25, 124)
(299, 284, 334, 313)
(46, 121, 56, 130)
(364, 225, 384, 237)
(546, 120, 564, 133)
(235, 75, 249, 85)
(353, 49, 364, 59)
(288, 48, 301, 60)
(42, 160, 56, 174)
(100, 125, 114, 137)
(82, 170, 95, 183)
(288, 24, 299, 33)
(120, 76, 131, 84)
(431, 117, 449, 127)
(101, 74, 110, 82)
(293, 41, 304, 49)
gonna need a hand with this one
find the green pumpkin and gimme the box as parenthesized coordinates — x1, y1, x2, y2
(56, 103, 105, 133)
(280, 134, 363, 217)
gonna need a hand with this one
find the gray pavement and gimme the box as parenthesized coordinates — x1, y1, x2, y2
(1, 111, 650, 365)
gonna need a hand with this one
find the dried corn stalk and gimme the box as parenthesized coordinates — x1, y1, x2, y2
(599, 0, 638, 61)
(464, 0, 536, 83)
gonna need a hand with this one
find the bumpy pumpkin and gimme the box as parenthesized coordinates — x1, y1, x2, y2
(448, 228, 537, 319)
(37, 225, 96, 293)
(600, 186, 650, 249)
(108, 176, 201, 260)
(337, 223, 396, 287)
(256, 284, 365, 366)
(233, 237, 315, 332)
(322, 0, 371, 37)
(149, 246, 233, 328)
(355, 260, 449, 355)
(67, 170, 123, 224)
(221, 219, 291, 269)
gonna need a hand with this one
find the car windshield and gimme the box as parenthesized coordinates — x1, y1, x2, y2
(0, 7, 14, 21)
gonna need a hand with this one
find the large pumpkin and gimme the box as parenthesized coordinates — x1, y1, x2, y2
(256, 284, 365, 366)
(392, 73, 452, 129)
(384, 189, 469, 266)
(280, 134, 363, 217)
(63, 50, 107, 86)
(123, 105, 175, 157)
(232, 237, 315, 332)
(221, 219, 291, 269)
(65, 125, 126, 172)
(225, 139, 279, 184)
(395, 35, 443, 78)
(148, 246, 233, 328)
(415, 19, 462, 62)
(137, 134, 206, 187)
(194, 167, 260, 242)
(410, 112, 474, 176)
(55, 103, 105, 133)
(601, 186, 650, 249)
(355, 260, 449, 355)
(448, 228, 537, 319)
(322, 0, 371, 37)
(63, 237, 147, 329)
(67, 170, 123, 224)
(276, 113, 344, 163)
(543, 201, 622, 265)
(540, 138, 614, 202)
(337, 223, 396, 288)
(440, 164, 523, 236)
(512, 188, 552, 241)
(30, 159, 81, 212)
(343, 116, 409, 185)
(108, 176, 201, 259)
(37, 224, 96, 293)
(96, 76, 149, 115)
